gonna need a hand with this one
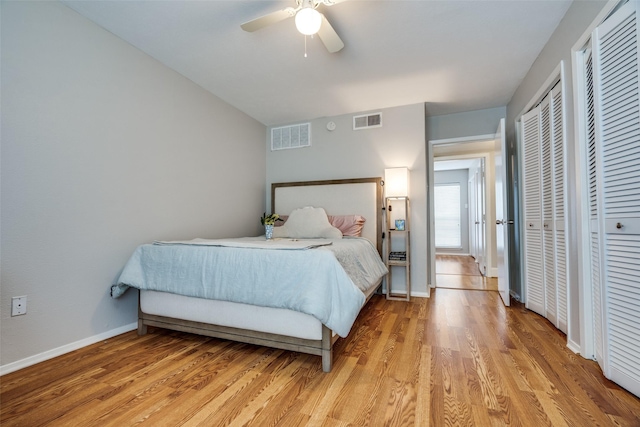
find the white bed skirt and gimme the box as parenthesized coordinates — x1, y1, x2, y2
(140, 290, 325, 341)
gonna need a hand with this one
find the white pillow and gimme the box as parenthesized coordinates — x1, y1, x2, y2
(272, 206, 343, 239)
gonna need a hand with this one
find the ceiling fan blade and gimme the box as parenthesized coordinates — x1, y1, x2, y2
(317, 14, 344, 53)
(241, 7, 296, 32)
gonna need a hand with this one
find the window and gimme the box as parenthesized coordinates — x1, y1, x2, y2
(434, 183, 461, 248)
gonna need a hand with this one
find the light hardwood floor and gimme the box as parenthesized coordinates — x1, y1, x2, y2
(2, 290, 639, 426)
(436, 254, 498, 291)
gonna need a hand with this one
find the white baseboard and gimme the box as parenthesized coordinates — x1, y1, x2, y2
(0, 322, 137, 376)
(435, 252, 471, 256)
(488, 267, 499, 278)
(566, 339, 581, 355)
(411, 290, 430, 298)
(381, 289, 431, 299)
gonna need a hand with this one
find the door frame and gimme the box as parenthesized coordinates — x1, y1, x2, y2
(428, 134, 496, 289)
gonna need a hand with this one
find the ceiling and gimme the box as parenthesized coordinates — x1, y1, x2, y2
(62, 0, 572, 126)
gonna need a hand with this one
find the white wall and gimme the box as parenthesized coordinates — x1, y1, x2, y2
(266, 103, 428, 296)
(505, 0, 608, 349)
(426, 107, 506, 141)
(1, 1, 266, 370)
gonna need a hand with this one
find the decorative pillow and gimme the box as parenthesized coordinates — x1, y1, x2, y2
(275, 214, 365, 237)
(272, 207, 342, 239)
(328, 215, 366, 237)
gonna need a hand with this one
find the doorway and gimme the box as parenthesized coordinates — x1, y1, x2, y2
(428, 135, 500, 292)
(434, 156, 496, 291)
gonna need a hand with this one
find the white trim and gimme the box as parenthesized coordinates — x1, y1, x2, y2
(410, 291, 430, 299)
(0, 322, 137, 376)
(571, 0, 620, 55)
(435, 252, 471, 256)
(571, 46, 593, 358)
(489, 267, 499, 278)
(567, 339, 582, 355)
(429, 134, 495, 146)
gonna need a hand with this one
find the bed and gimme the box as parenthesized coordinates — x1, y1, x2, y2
(112, 178, 386, 372)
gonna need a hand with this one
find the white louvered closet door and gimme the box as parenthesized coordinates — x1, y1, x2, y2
(521, 106, 545, 316)
(585, 49, 605, 367)
(592, 0, 640, 396)
(540, 95, 558, 327)
(551, 84, 568, 334)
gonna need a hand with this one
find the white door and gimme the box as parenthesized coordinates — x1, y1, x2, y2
(592, 0, 640, 397)
(476, 161, 487, 276)
(585, 47, 605, 367)
(469, 175, 477, 260)
(540, 94, 558, 327)
(551, 84, 569, 334)
(521, 106, 545, 316)
(494, 118, 510, 306)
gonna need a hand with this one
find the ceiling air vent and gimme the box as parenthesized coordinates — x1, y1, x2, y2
(353, 112, 382, 130)
(271, 123, 311, 151)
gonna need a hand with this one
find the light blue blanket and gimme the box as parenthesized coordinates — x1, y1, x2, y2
(112, 237, 387, 337)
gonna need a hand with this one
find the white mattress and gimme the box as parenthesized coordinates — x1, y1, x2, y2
(140, 290, 325, 340)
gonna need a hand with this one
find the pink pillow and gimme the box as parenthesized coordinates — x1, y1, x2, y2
(328, 215, 366, 237)
(276, 214, 366, 236)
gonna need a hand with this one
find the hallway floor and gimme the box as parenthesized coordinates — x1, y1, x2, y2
(436, 254, 498, 291)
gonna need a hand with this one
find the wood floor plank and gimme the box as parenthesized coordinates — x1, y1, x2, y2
(414, 344, 431, 426)
(2, 290, 640, 426)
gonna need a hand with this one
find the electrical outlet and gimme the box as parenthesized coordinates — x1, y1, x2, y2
(11, 296, 27, 316)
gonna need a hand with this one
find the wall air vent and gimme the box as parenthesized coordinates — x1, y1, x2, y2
(353, 112, 382, 130)
(271, 123, 311, 151)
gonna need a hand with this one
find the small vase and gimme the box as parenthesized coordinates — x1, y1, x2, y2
(265, 224, 274, 240)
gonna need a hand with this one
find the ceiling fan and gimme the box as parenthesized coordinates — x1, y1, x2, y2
(241, 0, 346, 53)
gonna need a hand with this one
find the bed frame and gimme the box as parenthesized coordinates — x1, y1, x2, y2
(137, 177, 383, 372)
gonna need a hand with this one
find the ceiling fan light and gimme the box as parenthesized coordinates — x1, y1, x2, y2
(295, 8, 322, 35)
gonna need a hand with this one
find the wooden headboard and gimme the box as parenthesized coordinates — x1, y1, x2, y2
(271, 178, 383, 255)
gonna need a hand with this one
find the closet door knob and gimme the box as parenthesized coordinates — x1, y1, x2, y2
(616, 222, 623, 229)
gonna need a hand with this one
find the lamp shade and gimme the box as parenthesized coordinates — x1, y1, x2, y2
(385, 167, 410, 198)
(295, 8, 322, 35)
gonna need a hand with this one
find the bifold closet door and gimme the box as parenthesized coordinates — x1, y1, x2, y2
(551, 85, 568, 334)
(540, 95, 558, 327)
(521, 106, 545, 316)
(592, 0, 640, 396)
(585, 48, 605, 367)
(521, 89, 568, 332)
